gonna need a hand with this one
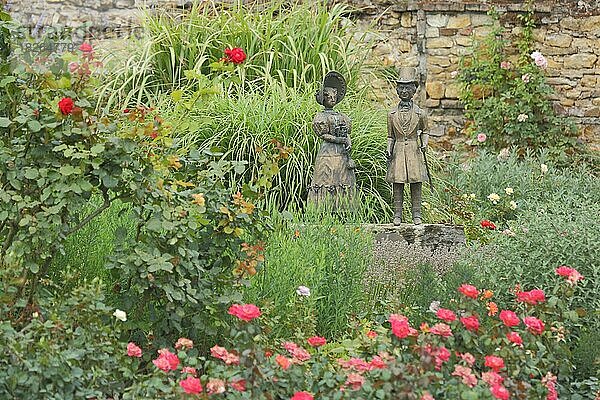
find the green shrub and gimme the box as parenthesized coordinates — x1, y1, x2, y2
(0, 273, 128, 399)
(457, 9, 579, 158)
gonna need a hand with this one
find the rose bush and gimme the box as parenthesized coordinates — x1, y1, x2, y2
(122, 267, 590, 399)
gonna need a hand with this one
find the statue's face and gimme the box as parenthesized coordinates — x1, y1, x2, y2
(396, 83, 416, 101)
(323, 87, 337, 108)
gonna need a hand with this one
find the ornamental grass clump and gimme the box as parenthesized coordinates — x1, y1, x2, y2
(121, 267, 591, 399)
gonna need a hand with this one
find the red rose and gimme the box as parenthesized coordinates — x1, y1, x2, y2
(516, 289, 545, 305)
(524, 316, 545, 335)
(152, 349, 180, 371)
(458, 284, 479, 299)
(506, 331, 523, 346)
(480, 219, 496, 230)
(307, 336, 327, 347)
(58, 97, 75, 115)
(436, 308, 457, 322)
(79, 42, 93, 53)
(484, 355, 505, 372)
(224, 47, 247, 64)
(291, 391, 314, 400)
(229, 378, 246, 392)
(460, 315, 480, 332)
(228, 303, 261, 322)
(179, 376, 203, 394)
(499, 310, 520, 327)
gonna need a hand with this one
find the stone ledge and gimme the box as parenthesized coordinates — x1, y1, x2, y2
(363, 223, 466, 250)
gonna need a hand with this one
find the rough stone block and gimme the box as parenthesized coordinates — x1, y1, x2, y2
(441, 99, 463, 109)
(428, 37, 453, 48)
(427, 55, 451, 67)
(439, 28, 458, 36)
(581, 75, 597, 87)
(563, 53, 597, 69)
(447, 15, 470, 29)
(366, 224, 466, 251)
(544, 34, 573, 48)
(427, 14, 449, 28)
(455, 36, 473, 47)
(401, 12, 413, 28)
(425, 98, 440, 107)
(426, 81, 445, 99)
(471, 14, 493, 27)
(445, 83, 461, 99)
(426, 27, 440, 38)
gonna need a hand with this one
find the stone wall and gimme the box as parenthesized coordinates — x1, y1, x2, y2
(5, 0, 600, 146)
(347, 1, 600, 145)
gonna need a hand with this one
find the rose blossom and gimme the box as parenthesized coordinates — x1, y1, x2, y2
(175, 337, 193, 350)
(487, 193, 500, 204)
(485, 355, 505, 372)
(179, 376, 202, 394)
(500, 61, 512, 70)
(389, 314, 412, 339)
(228, 303, 261, 322)
(524, 316, 545, 335)
(517, 289, 546, 305)
(58, 97, 75, 115)
(206, 378, 226, 395)
(210, 345, 239, 365)
(229, 378, 246, 392)
(477, 133, 487, 143)
(275, 354, 292, 370)
(499, 310, 520, 327)
(430, 323, 453, 337)
(482, 371, 504, 386)
(182, 366, 197, 375)
(461, 315, 480, 332)
(153, 349, 180, 372)
(366, 330, 378, 339)
(517, 113, 529, 122)
(541, 163, 548, 174)
(434, 346, 451, 370)
(127, 342, 142, 357)
(79, 42, 93, 53)
(504, 187, 514, 195)
(530, 51, 548, 69)
(345, 372, 365, 390)
(224, 47, 247, 64)
(480, 220, 497, 230)
(452, 365, 478, 387)
(459, 352, 476, 366)
(506, 331, 523, 346)
(436, 308, 457, 322)
(567, 269, 584, 284)
(556, 265, 575, 277)
(421, 392, 435, 400)
(307, 336, 327, 347)
(68, 62, 79, 73)
(291, 391, 314, 400)
(490, 384, 510, 400)
(458, 284, 479, 299)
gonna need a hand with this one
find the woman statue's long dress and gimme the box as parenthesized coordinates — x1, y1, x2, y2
(307, 71, 356, 205)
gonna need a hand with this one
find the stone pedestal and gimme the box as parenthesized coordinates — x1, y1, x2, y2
(364, 223, 465, 250)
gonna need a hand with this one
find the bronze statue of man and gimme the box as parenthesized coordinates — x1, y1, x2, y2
(308, 71, 356, 205)
(386, 67, 429, 225)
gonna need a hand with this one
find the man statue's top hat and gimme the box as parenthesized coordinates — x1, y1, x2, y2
(396, 66, 419, 85)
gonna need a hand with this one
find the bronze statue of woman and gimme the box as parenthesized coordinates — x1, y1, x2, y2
(307, 71, 356, 205)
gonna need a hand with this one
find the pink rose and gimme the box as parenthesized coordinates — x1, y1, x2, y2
(499, 310, 520, 327)
(524, 316, 545, 335)
(430, 323, 453, 337)
(206, 378, 226, 395)
(517, 289, 545, 305)
(152, 349, 180, 372)
(229, 378, 246, 392)
(175, 337, 193, 350)
(79, 43, 93, 53)
(307, 336, 327, 347)
(179, 376, 202, 394)
(460, 315, 480, 332)
(485, 355, 505, 372)
(530, 51, 547, 69)
(458, 284, 479, 299)
(228, 303, 262, 322)
(490, 384, 510, 400)
(68, 62, 79, 73)
(345, 373, 365, 391)
(506, 331, 523, 346)
(500, 61, 512, 70)
(436, 308, 457, 322)
(182, 366, 197, 376)
(389, 313, 412, 339)
(477, 133, 487, 143)
(291, 391, 314, 400)
(482, 371, 504, 386)
(126, 342, 142, 358)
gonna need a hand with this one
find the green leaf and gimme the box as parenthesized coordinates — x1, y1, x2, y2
(59, 165, 78, 176)
(0, 117, 11, 127)
(24, 169, 39, 179)
(0, 76, 16, 87)
(27, 120, 42, 132)
(90, 143, 105, 156)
